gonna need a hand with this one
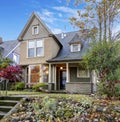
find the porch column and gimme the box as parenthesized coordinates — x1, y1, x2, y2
(40, 64, 43, 83)
(28, 65, 31, 87)
(91, 70, 97, 93)
(66, 63, 70, 83)
(48, 63, 52, 83)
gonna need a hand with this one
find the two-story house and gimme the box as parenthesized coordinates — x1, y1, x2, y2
(18, 12, 97, 94)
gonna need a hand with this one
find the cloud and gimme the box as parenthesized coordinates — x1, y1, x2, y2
(53, 6, 77, 16)
(57, 0, 62, 3)
(58, 13, 63, 17)
(42, 9, 54, 17)
(52, 28, 63, 34)
(36, 10, 56, 23)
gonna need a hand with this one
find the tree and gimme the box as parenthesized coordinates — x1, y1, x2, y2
(0, 52, 12, 69)
(84, 41, 120, 98)
(0, 65, 22, 82)
(69, 0, 120, 98)
(0, 51, 22, 82)
(69, 0, 120, 42)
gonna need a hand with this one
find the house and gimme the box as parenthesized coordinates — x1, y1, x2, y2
(0, 37, 20, 64)
(18, 12, 97, 94)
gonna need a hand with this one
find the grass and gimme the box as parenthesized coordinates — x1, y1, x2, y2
(0, 90, 93, 104)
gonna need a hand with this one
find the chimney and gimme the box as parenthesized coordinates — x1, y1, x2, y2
(0, 37, 3, 44)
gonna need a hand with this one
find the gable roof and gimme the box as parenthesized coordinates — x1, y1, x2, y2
(0, 40, 19, 57)
(18, 12, 53, 41)
(47, 31, 90, 62)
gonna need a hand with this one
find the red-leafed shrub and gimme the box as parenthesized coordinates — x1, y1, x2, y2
(0, 65, 22, 82)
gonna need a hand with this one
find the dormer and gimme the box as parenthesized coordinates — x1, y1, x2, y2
(69, 34, 82, 52)
(70, 43, 81, 52)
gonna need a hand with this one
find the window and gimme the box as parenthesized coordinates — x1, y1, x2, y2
(28, 39, 43, 58)
(28, 41, 35, 57)
(77, 68, 90, 78)
(30, 65, 40, 83)
(71, 44, 81, 52)
(36, 40, 43, 56)
(32, 26, 39, 35)
(13, 53, 19, 64)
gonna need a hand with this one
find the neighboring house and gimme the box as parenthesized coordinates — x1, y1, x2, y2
(0, 37, 20, 64)
(18, 12, 97, 94)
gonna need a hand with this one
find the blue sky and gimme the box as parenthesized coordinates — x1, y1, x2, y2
(0, 0, 81, 41)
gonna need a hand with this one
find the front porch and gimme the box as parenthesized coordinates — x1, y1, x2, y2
(22, 62, 96, 94)
(48, 62, 94, 94)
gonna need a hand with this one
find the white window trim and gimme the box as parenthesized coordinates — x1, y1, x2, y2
(13, 53, 20, 64)
(32, 25, 39, 35)
(77, 68, 90, 78)
(70, 43, 81, 52)
(27, 39, 44, 58)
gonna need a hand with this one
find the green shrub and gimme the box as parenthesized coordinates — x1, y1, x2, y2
(96, 81, 107, 96)
(116, 84, 120, 98)
(14, 82, 25, 90)
(32, 83, 48, 91)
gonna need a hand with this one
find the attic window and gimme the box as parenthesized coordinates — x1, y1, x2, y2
(70, 43, 81, 52)
(32, 25, 39, 35)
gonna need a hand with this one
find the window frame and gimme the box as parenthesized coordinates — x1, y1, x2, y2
(13, 53, 20, 64)
(70, 43, 81, 52)
(77, 68, 90, 78)
(32, 25, 39, 35)
(29, 65, 40, 83)
(27, 39, 44, 58)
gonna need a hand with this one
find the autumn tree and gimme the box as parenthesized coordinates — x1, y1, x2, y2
(69, 0, 120, 98)
(0, 65, 22, 82)
(0, 54, 22, 82)
(69, 0, 120, 42)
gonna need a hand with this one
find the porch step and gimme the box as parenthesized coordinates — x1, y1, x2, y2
(0, 100, 18, 106)
(0, 111, 7, 119)
(50, 90, 67, 94)
(0, 96, 23, 120)
(0, 96, 22, 101)
(0, 106, 13, 112)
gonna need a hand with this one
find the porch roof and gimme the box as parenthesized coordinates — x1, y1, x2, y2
(47, 31, 90, 62)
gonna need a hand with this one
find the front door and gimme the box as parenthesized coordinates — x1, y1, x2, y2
(60, 70, 66, 90)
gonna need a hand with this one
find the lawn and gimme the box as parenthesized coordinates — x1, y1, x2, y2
(1, 91, 120, 122)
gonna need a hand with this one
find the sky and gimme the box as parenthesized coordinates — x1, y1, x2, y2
(0, 0, 81, 41)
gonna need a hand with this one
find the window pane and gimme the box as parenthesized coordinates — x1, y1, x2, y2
(73, 44, 79, 52)
(37, 40, 42, 47)
(34, 27, 37, 34)
(77, 68, 89, 78)
(36, 47, 43, 56)
(30, 66, 40, 83)
(28, 48, 34, 57)
(32, 26, 38, 35)
(28, 41, 34, 48)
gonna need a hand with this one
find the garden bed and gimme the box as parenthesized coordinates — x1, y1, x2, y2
(2, 95, 120, 122)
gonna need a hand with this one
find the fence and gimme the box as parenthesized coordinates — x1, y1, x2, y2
(0, 78, 9, 96)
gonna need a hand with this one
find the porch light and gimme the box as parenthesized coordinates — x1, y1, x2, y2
(60, 67, 63, 70)
(46, 70, 49, 74)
